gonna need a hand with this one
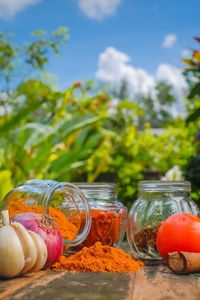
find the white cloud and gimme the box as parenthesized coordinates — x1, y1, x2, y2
(162, 34, 177, 48)
(96, 47, 156, 98)
(156, 63, 187, 98)
(78, 0, 122, 20)
(181, 49, 191, 57)
(0, 0, 40, 20)
(96, 47, 187, 115)
(156, 63, 187, 116)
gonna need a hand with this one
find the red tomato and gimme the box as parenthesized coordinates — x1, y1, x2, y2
(156, 213, 200, 259)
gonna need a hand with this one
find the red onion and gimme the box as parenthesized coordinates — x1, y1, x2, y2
(12, 213, 63, 268)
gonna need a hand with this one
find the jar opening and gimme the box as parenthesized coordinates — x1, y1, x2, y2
(75, 183, 116, 192)
(45, 182, 91, 247)
(139, 180, 191, 192)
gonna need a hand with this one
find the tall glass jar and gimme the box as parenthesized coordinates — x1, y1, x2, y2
(1, 179, 91, 248)
(127, 181, 199, 260)
(75, 183, 128, 248)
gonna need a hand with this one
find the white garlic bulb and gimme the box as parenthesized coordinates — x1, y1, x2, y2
(0, 210, 47, 278)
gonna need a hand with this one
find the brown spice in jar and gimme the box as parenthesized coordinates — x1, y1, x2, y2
(134, 224, 161, 253)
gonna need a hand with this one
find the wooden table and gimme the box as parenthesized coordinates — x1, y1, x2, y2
(0, 264, 200, 300)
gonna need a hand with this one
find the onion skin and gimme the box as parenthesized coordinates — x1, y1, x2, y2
(12, 213, 63, 268)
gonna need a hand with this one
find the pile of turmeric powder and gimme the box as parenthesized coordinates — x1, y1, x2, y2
(52, 242, 144, 272)
(7, 201, 79, 240)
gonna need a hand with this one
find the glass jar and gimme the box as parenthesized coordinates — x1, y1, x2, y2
(75, 183, 128, 248)
(1, 179, 91, 248)
(127, 180, 199, 260)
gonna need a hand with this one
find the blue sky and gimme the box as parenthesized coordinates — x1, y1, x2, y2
(0, 0, 199, 96)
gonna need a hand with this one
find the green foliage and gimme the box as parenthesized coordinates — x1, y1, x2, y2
(0, 170, 13, 202)
(0, 33, 18, 72)
(184, 154, 200, 204)
(0, 28, 198, 208)
(183, 37, 200, 122)
(185, 154, 200, 190)
(0, 29, 103, 196)
(182, 37, 200, 204)
(82, 95, 195, 206)
(0, 28, 68, 91)
(113, 80, 177, 129)
(0, 81, 104, 187)
(187, 107, 200, 123)
(26, 27, 68, 69)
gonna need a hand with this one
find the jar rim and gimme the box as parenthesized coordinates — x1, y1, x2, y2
(45, 182, 92, 247)
(138, 180, 191, 192)
(75, 182, 116, 191)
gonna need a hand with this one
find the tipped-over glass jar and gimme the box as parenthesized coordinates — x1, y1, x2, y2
(1, 179, 91, 249)
(127, 181, 199, 260)
(75, 183, 128, 248)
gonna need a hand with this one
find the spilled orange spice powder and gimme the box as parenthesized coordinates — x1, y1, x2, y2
(52, 242, 144, 272)
(7, 201, 79, 241)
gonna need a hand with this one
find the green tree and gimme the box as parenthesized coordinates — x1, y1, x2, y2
(138, 82, 176, 128)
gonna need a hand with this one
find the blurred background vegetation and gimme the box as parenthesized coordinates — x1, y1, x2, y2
(0, 28, 200, 208)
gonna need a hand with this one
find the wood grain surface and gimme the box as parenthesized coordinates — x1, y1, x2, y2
(0, 265, 200, 300)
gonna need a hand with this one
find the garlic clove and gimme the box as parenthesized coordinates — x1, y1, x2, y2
(28, 231, 47, 272)
(12, 222, 37, 273)
(0, 225, 25, 278)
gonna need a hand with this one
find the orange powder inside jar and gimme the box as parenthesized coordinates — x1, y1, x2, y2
(7, 201, 79, 241)
(77, 209, 124, 248)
